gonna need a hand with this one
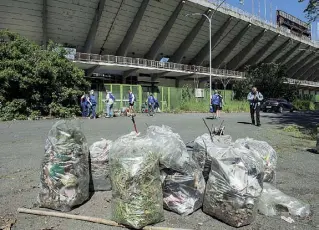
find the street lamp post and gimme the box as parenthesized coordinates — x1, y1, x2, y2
(186, 0, 226, 104)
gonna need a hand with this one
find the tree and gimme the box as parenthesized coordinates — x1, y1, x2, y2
(299, 0, 318, 22)
(0, 30, 90, 120)
(233, 63, 299, 101)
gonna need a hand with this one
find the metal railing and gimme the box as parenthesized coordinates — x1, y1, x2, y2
(73, 53, 319, 87)
(205, 0, 317, 47)
(74, 53, 246, 78)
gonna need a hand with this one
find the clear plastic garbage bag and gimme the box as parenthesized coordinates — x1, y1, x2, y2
(162, 169, 206, 216)
(235, 138, 277, 183)
(146, 125, 198, 174)
(38, 120, 90, 212)
(193, 133, 232, 181)
(146, 125, 205, 215)
(89, 139, 112, 191)
(203, 145, 264, 227)
(258, 183, 311, 217)
(109, 132, 164, 229)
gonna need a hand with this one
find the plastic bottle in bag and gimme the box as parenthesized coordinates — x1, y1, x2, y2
(203, 146, 264, 227)
(38, 120, 90, 212)
(146, 125, 206, 216)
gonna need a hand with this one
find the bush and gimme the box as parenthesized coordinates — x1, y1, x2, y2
(222, 101, 250, 113)
(0, 30, 90, 121)
(293, 100, 315, 111)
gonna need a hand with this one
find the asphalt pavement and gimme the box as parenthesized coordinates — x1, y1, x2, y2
(0, 112, 318, 230)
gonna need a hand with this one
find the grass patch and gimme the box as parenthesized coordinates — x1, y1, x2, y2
(283, 125, 317, 140)
(177, 99, 249, 113)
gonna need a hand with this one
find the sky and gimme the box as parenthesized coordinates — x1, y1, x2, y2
(220, 0, 319, 40)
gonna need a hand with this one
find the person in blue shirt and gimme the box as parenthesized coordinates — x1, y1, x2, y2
(154, 97, 159, 112)
(128, 90, 136, 117)
(88, 90, 97, 119)
(80, 93, 88, 118)
(147, 93, 156, 116)
(247, 87, 263, 126)
(211, 90, 222, 119)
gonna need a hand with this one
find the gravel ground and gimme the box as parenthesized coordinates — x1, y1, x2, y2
(0, 112, 318, 230)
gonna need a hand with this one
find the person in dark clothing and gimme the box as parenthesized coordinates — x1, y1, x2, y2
(247, 87, 264, 126)
(88, 90, 97, 119)
(80, 93, 88, 118)
(147, 93, 156, 116)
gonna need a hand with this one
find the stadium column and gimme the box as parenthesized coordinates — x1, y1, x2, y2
(287, 52, 314, 76)
(190, 16, 233, 66)
(291, 55, 318, 79)
(144, 1, 186, 60)
(211, 23, 251, 68)
(170, 9, 212, 63)
(260, 38, 291, 64)
(276, 42, 302, 64)
(42, 0, 48, 49)
(122, 69, 138, 84)
(303, 62, 319, 80)
(237, 34, 279, 70)
(83, 0, 107, 53)
(116, 0, 150, 56)
(226, 29, 265, 70)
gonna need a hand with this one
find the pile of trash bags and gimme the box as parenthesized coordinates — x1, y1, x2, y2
(38, 120, 90, 212)
(146, 125, 206, 216)
(89, 139, 112, 191)
(38, 121, 311, 228)
(109, 132, 164, 229)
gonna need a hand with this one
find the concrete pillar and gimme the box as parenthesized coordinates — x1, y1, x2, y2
(144, 0, 185, 60)
(227, 29, 265, 70)
(190, 16, 233, 66)
(261, 39, 291, 64)
(293, 58, 318, 79)
(211, 23, 251, 68)
(276, 42, 301, 64)
(116, 0, 150, 56)
(83, 0, 107, 53)
(170, 9, 211, 63)
(238, 34, 279, 70)
(42, 0, 48, 49)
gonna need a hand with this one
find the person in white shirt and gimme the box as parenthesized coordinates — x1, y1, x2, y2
(247, 87, 264, 126)
(105, 90, 115, 118)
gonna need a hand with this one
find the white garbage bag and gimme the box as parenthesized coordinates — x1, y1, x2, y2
(258, 183, 311, 217)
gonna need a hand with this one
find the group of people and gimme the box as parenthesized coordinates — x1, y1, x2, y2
(81, 86, 264, 126)
(80, 90, 97, 119)
(210, 86, 264, 126)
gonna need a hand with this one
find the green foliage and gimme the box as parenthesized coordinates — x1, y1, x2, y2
(0, 30, 90, 120)
(293, 99, 316, 111)
(299, 0, 318, 22)
(233, 63, 298, 101)
(222, 101, 250, 113)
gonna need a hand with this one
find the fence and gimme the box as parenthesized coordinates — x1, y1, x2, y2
(95, 83, 233, 113)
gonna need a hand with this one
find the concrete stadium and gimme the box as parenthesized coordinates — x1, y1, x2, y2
(1, 0, 319, 94)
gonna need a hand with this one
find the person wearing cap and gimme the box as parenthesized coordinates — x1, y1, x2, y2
(211, 90, 222, 119)
(88, 90, 97, 119)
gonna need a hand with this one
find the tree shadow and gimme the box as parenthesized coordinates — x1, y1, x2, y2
(306, 148, 318, 154)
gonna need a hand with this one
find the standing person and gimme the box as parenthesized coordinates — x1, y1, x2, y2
(80, 93, 88, 118)
(147, 93, 155, 116)
(211, 90, 222, 119)
(247, 86, 263, 126)
(88, 90, 97, 119)
(128, 89, 136, 116)
(105, 90, 115, 118)
(218, 91, 223, 116)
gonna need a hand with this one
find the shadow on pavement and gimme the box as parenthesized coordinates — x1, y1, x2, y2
(306, 148, 319, 154)
(263, 111, 319, 129)
(237, 121, 252, 125)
